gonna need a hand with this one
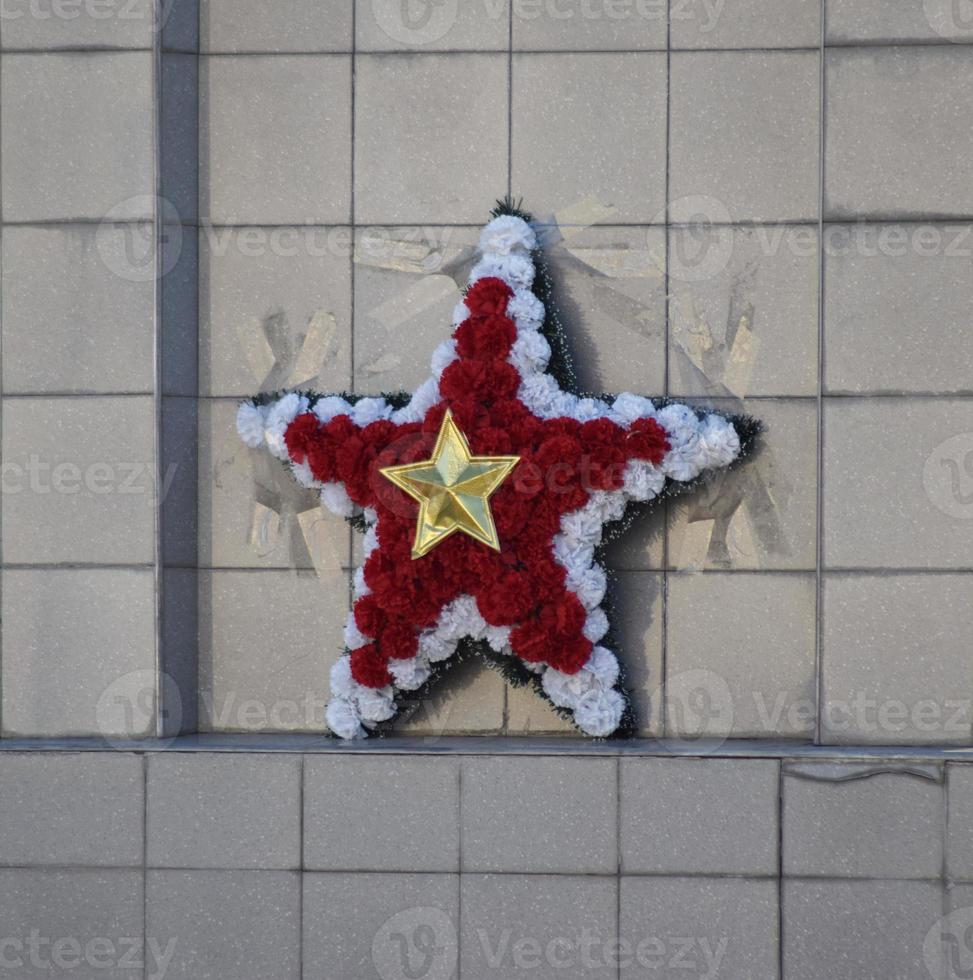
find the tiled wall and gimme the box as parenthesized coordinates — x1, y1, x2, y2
(3, 0, 973, 746)
(3, 748, 973, 978)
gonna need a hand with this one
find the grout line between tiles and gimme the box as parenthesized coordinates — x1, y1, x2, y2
(813, 0, 826, 747)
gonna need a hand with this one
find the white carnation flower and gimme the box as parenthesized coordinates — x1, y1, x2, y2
(560, 507, 605, 549)
(574, 687, 624, 737)
(329, 656, 355, 699)
(290, 459, 318, 489)
(356, 687, 396, 724)
(353, 565, 369, 598)
(419, 629, 455, 664)
(479, 215, 537, 256)
(698, 414, 741, 468)
(313, 395, 352, 425)
(344, 612, 370, 648)
(320, 482, 354, 517)
(352, 397, 392, 427)
(571, 397, 608, 422)
(509, 330, 551, 376)
(389, 657, 431, 691)
(470, 253, 535, 291)
(393, 377, 439, 424)
(611, 392, 656, 425)
(658, 403, 704, 482)
(430, 339, 458, 378)
(623, 459, 665, 502)
(585, 646, 619, 686)
(567, 563, 607, 611)
(264, 393, 308, 460)
(583, 608, 610, 643)
(518, 373, 561, 416)
(326, 697, 365, 739)
(452, 300, 470, 327)
(236, 402, 267, 448)
(588, 490, 625, 524)
(507, 289, 545, 331)
(363, 525, 379, 556)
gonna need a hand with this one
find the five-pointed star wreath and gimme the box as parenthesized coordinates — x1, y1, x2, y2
(237, 201, 759, 739)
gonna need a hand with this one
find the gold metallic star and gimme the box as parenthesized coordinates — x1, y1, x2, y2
(380, 409, 520, 559)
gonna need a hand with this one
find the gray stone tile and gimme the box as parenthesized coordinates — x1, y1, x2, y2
(666, 572, 816, 739)
(161, 396, 198, 567)
(461, 874, 617, 980)
(304, 757, 459, 870)
(782, 879, 943, 980)
(2, 570, 156, 738)
(821, 574, 973, 745)
(0, 753, 143, 865)
(670, 52, 819, 223)
(1, 225, 155, 394)
(161, 567, 198, 735)
(783, 765, 944, 878)
(393, 655, 507, 736)
(147, 754, 301, 869)
(361, 0, 508, 50)
(620, 877, 779, 980)
(201, 0, 353, 51)
(669, 225, 819, 398)
(462, 757, 616, 873)
(146, 870, 300, 980)
(1, 53, 154, 222)
(512, 53, 667, 223)
(198, 399, 351, 570)
(304, 872, 459, 980)
(949, 765, 973, 880)
(200, 55, 351, 224)
(536, 226, 667, 395)
(0, 0, 154, 49)
(827, 0, 973, 44)
(198, 570, 349, 733)
(356, 54, 507, 224)
(161, 53, 198, 223)
(824, 224, 973, 395)
(0, 870, 144, 980)
(200, 226, 352, 397)
(512, 0, 665, 50)
(353, 225, 478, 392)
(621, 758, 778, 874)
(668, 398, 818, 571)
(2, 396, 155, 564)
(162, 0, 198, 50)
(672, 0, 820, 48)
(826, 48, 973, 219)
(823, 399, 973, 568)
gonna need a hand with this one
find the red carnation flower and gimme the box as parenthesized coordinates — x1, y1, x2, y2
(350, 644, 392, 688)
(380, 620, 419, 661)
(284, 412, 320, 463)
(464, 276, 512, 316)
(454, 313, 517, 361)
(439, 359, 520, 404)
(627, 417, 670, 466)
(353, 594, 384, 638)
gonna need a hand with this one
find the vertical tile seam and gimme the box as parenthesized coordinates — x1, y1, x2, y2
(777, 758, 784, 980)
(457, 757, 463, 980)
(659, 0, 672, 738)
(813, 0, 826, 746)
(192, 0, 203, 736)
(142, 753, 149, 980)
(152, 0, 165, 738)
(615, 756, 621, 980)
(298, 753, 305, 980)
(0, 10, 5, 738)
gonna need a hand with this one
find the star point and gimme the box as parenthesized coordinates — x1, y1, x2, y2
(380, 409, 520, 559)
